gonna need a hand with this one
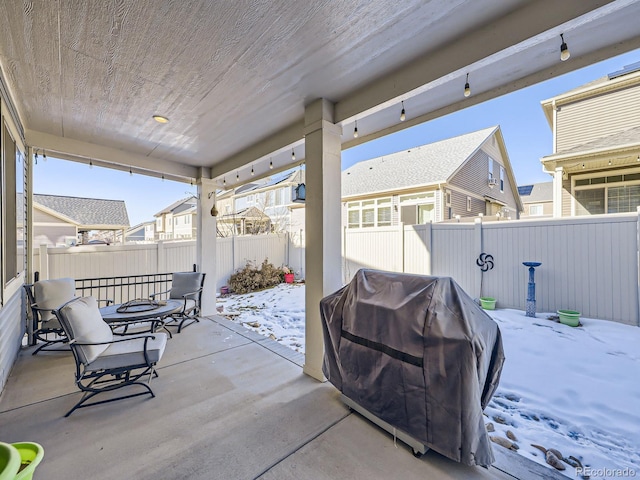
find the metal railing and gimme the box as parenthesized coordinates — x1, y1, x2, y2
(33, 265, 197, 305)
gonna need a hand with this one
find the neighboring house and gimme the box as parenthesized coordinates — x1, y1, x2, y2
(216, 170, 305, 236)
(216, 206, 272, 236)
(124, 221, 155, 243)
(32, 194, 130, 248)
(518, 182, 553, 218)
(342, 126, 522, 227)
(540, 62, 640, 217)
(154, 196, 197, 240)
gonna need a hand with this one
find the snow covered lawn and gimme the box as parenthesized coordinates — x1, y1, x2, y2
(217, 284, 640, 478)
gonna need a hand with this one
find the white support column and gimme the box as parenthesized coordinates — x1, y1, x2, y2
(197, 179, 218, 316)
(303, 98, 342, 381)
(553, 166, 564, 218)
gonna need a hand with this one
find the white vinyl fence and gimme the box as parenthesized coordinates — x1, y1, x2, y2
(34, 214, 639, 325)
(344, 213, 640, 326)
(35, 233, 305, 292)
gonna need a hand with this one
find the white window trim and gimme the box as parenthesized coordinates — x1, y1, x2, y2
(488, 157, 494, 181)
(347, 197, 393, 228)
(500, 166, 505, 193)
(529, 204, 544, 216)
(467, 196, 471, 212)
(571, 167, 640, 215)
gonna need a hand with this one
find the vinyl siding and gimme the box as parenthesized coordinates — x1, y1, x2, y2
(449, 148, 519, 213)
(556, 82, 640, 153)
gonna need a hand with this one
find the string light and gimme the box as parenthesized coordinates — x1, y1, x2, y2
(291, 149, 296, 161)
(251, 165, 254, 176)
(236, 171, 239, 181)
(129, 167, 133, 176)
(464, 73, 471, 98)
(43, 150, 47, 161)
(560, 33, 570, 61)
(223, 177, 226, 186)
(89, 159, 93, 169)
(34, 152, 38, 164)
(400, 101, 406, 122)
(269, 158, 273, 169)
(161, 175, 165, 182)
(353, 120, 359, 138)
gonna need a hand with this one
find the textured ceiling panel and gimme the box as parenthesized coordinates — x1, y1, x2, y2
(0, 0, 638, 183)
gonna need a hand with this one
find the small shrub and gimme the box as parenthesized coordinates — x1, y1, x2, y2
(228, 259, 285, 294)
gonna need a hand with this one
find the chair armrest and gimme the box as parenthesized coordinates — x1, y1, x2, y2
(180, 287, 204, 299)
(150, 290, 170, 300)
(70, 334, 157, 346)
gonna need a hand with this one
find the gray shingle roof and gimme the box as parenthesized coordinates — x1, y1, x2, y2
(154, 196, 197, 216)
(34, 194, 129, 227)
(342, 126, 497, 197)
(517, 182, 553, 203)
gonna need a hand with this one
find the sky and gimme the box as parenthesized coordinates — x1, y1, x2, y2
(220, 283, 640, 479)
(34, 48, 640, 227)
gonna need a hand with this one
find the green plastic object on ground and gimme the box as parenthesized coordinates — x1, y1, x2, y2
(0, 443, 20, 480)
(0, 442, 44, 480)
(557, 309, 581, 327)
(480, 297, 496, 310)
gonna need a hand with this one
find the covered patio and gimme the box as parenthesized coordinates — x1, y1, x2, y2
(1, 1, 640, 478)
(0, 315, 561, 479)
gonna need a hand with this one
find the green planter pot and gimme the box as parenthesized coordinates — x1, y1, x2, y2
(0, 442, 21, 480)
(557, 309, 580, 327)
(480, 297, 496, 310)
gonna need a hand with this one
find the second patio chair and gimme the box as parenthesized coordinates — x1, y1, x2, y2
(151, 272, 205, 333)
(56, 296, 168, 417)
(24, 277, 76, 355)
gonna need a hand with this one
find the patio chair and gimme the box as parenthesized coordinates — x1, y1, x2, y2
(55, 296, 168, 417)
(24, 278, 76, 355)
(150, 272, 205, 333)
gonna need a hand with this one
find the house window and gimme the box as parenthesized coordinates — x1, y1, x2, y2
(399, 192, 436, 225)
(500, 167, 505, 192)
(574, 169, 640, 215)
(445, 190, 451, 207)
(488, 157, 494, 180)
(2, 122, 25, 285)
(529, 204, 544, 216)
(376, 198, 392, 226)
(467, 196, 472, 212)
(347, 198, 392, 228)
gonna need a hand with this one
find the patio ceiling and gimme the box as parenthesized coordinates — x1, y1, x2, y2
(1, 1, 640, 188)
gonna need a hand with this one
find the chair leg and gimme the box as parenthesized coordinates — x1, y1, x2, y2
(65, 382, 155, 417)
(177, 316, 200, 333)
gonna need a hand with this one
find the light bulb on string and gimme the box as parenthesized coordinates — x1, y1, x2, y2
(464, 73, 471, 98)
(400, 101, 406, 122)
(269, 158, 273, 169)
(223, 177, 226, 186)
(560, 33, 570, 61)
(236, 172, 239, 181)
(251, 165, 254, 176)
(43, 150, 47, 161)
(89, 159, 93, 169)
(291, 149, 296, 161)
(129, 167, 133, 176)
(34, 152, 38, 164)
(354, 120, 359, 138)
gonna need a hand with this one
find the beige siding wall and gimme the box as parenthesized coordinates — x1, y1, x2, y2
(449, 147, 519, 214)
(34, 209, 68, 224)
(556, 82, 640, 153)
(520, 201, 553, 218)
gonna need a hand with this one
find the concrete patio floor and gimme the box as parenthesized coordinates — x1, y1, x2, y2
(0, 316, 563, 480)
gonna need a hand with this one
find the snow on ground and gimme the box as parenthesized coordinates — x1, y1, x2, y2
(217, 284, 640, 478)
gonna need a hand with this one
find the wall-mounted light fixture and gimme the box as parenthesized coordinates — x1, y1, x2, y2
(560, 33, 570, 61)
